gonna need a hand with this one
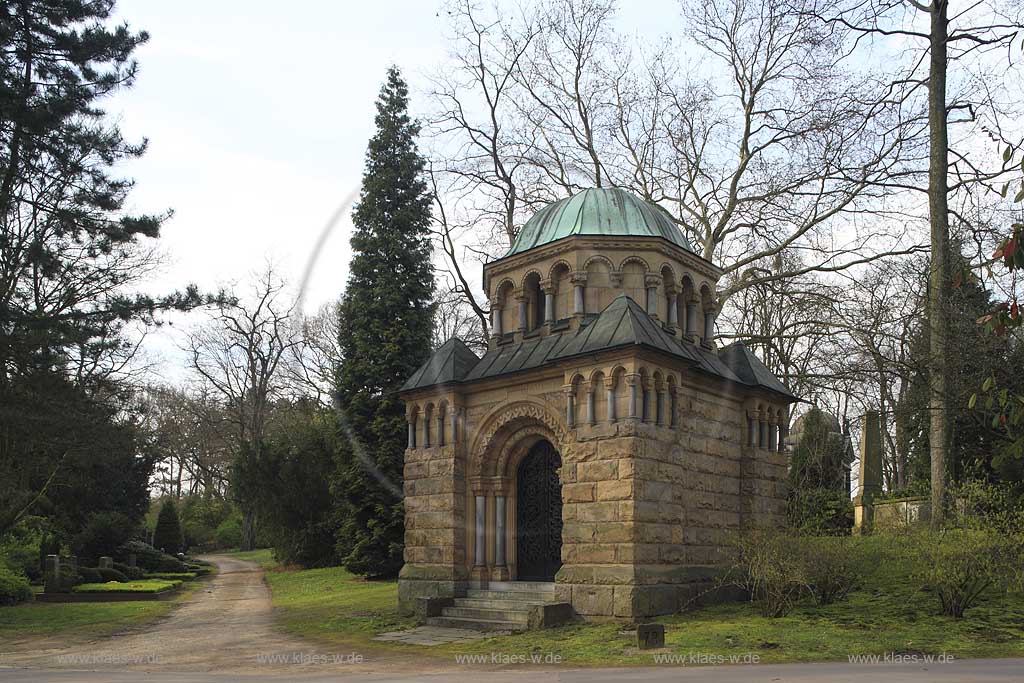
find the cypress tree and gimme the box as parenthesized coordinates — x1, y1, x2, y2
(332, 67, 435, 577)
(153, 499, 183, 554)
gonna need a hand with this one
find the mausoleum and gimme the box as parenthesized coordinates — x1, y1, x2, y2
(398, 187, 797, 627)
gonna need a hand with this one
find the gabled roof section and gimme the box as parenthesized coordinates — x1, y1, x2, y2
(719, 341, 797, 400)
(399, 301, 797, 403)
(400, 338, 480, 392)
(551, 293, 681, 360)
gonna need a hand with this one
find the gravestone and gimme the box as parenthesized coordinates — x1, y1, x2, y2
(98, 556, 113, 569)
(853, 410, 882, 534)
(636, 623, 665, 649)
(43, 555, 61, 593)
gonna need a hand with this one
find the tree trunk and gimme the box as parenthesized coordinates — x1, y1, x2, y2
(927, 0, 951, 527)
(241, 508, 257, 551)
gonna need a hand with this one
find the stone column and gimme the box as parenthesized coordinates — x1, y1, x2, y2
(605, 377, 617, 423)
(645, 274, 661, 317)
(703, 307, 716, 344)
(407, 412, 416, 448)
(515, 291, 528, 332)
(585, 382, 596, 425)
(474, 495, 486, 567)
(667, 290, 678, 329)
(571, 272, 587, 316)
(627, 375, 639, 419)
(642, 377, 653, 423)
(494, 495, 507, 568)
(685, 299, 699, 340)
(655, 381, 666, 425)
(437, 412, 446, 447)
(490, 297, 503, 338)
(449, 409, 459, 446)
(565, 386, 576, 427)
(541, 279, 556, 325)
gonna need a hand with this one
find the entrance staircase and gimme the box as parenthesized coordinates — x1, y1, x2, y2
(425, 581, 556, 632)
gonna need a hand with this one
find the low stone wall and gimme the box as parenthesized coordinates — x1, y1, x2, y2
(872, 496, 930, 530)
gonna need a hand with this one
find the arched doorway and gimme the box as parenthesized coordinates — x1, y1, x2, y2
(515, 440, 562, 581)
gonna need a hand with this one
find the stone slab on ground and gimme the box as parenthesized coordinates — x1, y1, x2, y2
(372, 626, 493, 646)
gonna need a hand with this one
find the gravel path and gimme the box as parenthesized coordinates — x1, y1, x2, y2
(0, 554, 406, 675)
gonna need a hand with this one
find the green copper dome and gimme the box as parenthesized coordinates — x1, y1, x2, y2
(506, 187, 692, 256)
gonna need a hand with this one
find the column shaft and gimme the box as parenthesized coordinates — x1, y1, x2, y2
(545, 292, 555, 324)
(685, 302, 699, 338)
(495, 496, 507, 567)
(704, 310, 715, 343)
(474, 495, 486, 567)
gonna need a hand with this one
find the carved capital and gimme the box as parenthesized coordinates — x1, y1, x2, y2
(610, 270, 624, 287)
(645, 274, 662, 288)
(540, 278, 555, 293)
(570, 271, 588, 285)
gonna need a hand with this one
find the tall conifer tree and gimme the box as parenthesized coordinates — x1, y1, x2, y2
(332, 67, 435, 577)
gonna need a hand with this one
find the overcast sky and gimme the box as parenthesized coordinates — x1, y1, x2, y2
(108, 0, 677, 376)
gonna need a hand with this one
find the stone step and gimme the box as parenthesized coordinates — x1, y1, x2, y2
(425, 616, 527, 632)
(442, 605, 529, 623)
(485, 581, 556, 593)
(455, 597, 544, 610)
(464, 589, 553, 603)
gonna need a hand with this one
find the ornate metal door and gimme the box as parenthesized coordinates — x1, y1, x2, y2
(515, 440, 562, 581)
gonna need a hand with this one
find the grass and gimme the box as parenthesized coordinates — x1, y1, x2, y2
(0, 582, 201, 643)
(262, 564, 415, 648)
(251, 539, 1024, 666)
(72, 579, 182, 594)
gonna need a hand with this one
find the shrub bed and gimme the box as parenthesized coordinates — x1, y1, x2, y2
(0, 567, 33, 605)
(145, 572, 198, 581)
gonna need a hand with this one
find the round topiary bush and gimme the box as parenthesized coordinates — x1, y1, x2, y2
(96, 567, 128, 583)
(78, 567, 103, 583)
(0, 567, 33, 606)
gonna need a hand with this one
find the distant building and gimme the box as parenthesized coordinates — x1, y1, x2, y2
(399, 188, 797, 625)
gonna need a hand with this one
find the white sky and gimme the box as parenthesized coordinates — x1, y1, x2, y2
(108, 0, 678, 377)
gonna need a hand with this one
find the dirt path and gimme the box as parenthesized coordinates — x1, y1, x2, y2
(0, 554, 421, 676)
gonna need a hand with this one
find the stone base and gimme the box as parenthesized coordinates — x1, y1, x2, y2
(557, 564, 740, 619)
(398, 579, 461, 616)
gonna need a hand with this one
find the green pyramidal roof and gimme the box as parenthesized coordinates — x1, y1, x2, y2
(506, 187, 692, 257)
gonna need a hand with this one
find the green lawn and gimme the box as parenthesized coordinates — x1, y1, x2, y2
(0, 582, 203, 643)
(253, 550, 1024, 666)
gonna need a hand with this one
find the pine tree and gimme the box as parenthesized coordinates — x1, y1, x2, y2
(332, 67, 435, 577)
(153, 499, 183, 554)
